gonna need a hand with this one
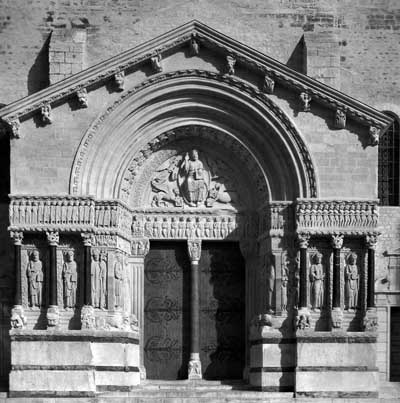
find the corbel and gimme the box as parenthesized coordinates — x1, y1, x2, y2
(76, 88, 88, 108)
(4, 118, 21, 139)
(262, 73, 275, 94)
(226, 55, 236, 75)
(300, 92, 312, 112)
(369, 126, 380, 146)
(114, 70, 125, 91)
(150, 53, 163, 73)
(334, 108, 346, 129)
(189, 33, 200, 56)
(40, 103, 52, 124)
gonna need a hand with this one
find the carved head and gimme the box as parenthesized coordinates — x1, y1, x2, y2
(190, 149, 199, 160)
(65, 250, 74, 262)
(347, 252, 357, 265)
(312, 252, 322, 264)
(30, 250, 39, 261)
(92, 250, 99, 261)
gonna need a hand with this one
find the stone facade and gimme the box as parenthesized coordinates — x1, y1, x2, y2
(0, 1, 399, 399)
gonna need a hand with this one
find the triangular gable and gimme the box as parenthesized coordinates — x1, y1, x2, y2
(0, 20, 392, 139)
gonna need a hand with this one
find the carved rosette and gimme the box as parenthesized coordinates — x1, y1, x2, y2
(331, 234, 344, 249)
(188, 239, 201, 263)
(10, 231, 23, 245)
(131, 238, 150, 258)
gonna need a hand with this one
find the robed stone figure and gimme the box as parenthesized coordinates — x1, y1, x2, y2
(345, 253, 359, 310)
(310, 252, 325, 311)
(91, 251, 107, 309)
(26, 250, 44, 308)
(62, 250, 78, 308)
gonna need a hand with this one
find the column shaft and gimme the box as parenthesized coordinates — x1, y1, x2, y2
(332, 248, 341, 308)
(84, 244, 92, 306)
(49, 244, 57, 306)
(14, 243, 22, 306)
(299, 247, 308, 308)
(367, 247, 375, 309)
(190, 261, 200, 357)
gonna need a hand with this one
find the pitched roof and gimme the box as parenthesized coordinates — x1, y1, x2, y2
(0, 20, 392, 134)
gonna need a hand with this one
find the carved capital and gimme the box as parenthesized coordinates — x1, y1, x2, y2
(189, 34, 199, 56)
(297, 233, 310, 249)
(114, 71, 125, 91)
(366, 234, 378, 250)
(77, 88, 88, 108)
(187, 239, 201, 263)
(331, 234, 344, 249)
(46, 231, 59, 246)
(369, 126, 380, 146)
(5, 118, 21, 139)
(40, 103, 52, 124)
(151, 54, 163, 73)
(10, 231, 23, 245)
(131, 238, 150, 258)
(300, 92, 312, 112)
(81, 232, 95, 247)
(334, 109, 346, 129)
(226, 55, 236, 75)
(262, 74, 275, 94)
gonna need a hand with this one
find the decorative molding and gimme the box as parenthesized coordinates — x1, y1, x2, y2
(334, 109, 346, 129)
(0, 20, 391, 135)
(70, 71, 318, 198)
(187, 239, 201, 262)
(10, 231, 24, 245)
(46, 231, 59, 246)
(40, 103, 52, 124)
(331, 234, 344, 249)
(258, 201, 293, 237)
(296, 199, 379, 235)
(76, 88, 88, 108)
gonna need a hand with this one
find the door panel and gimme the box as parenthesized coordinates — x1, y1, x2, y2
(390, 307, 400, 381)
(144, 242, 190, 380)
(199, 242, 245, 380)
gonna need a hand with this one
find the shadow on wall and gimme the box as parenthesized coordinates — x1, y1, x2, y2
(27, 33, 51, 96)
(286, 35, 306, 75)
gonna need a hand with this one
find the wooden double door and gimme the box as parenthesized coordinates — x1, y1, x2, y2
(144, 241, 245, 380)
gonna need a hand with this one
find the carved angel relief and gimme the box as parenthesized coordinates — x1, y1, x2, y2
(150, 149, 238, 209)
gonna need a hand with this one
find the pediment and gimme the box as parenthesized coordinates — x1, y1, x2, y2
(0, 20, 392, 140)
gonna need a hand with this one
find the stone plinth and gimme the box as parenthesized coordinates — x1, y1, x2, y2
(9, 329, 140, 397)
(295, 331, 379, 398)
(248, 317, 295, 392)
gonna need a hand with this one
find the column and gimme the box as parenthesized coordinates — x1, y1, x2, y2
(364, 235, 378, 331)
(331, 234, 344, 330)
(80, 233, 96, 329)
(131, 238, 150, 380)
(296, 234, 310, 330)
(10, 231, 26, 329)
(187, 239, 202, 380)
(46, 231, 59, 329)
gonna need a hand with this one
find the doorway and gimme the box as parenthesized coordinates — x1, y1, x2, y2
(143, 241, 245, 380)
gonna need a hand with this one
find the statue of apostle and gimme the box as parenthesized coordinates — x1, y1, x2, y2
(310, 252, 325, 311)
(345, 253, 359, 310)
(26, 250, 44, 308)
(114, 254, 124, 308)
(91, 250, 107, 309)
(62, 250, 78, 308)
(181, 149, 207, 207)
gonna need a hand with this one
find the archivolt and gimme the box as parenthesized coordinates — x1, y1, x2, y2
(70, 69, 318, 202)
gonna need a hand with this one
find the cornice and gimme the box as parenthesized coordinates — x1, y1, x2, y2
(0, 20, 392, 135)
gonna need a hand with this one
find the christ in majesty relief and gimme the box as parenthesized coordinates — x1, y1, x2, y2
(181, 149, 207, 207)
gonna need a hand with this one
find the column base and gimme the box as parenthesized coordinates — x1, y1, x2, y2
(188, 353, 202, 380)
(81, 305, 95, 329)
(46, 305, 60, 329)
(11, 305, 27, 329)
(363, 307, 378, 332)
(330, 307, 344, 331)
(295, 307, 311, 331)
(139, 366, 146, 380)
